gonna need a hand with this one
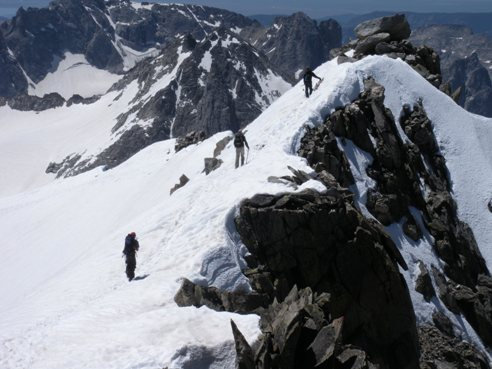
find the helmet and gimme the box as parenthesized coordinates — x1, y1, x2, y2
(129, 232, 136, 237)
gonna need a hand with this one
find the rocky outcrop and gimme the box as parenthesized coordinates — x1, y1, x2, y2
(174, 130, 206, 152)
(235, 189, 418, 368)
(203, 158, 223, 175)
(332, 14, 442, 88)
(174, 278, 269, 314)
(354, 14, 411, 41)
(0, 92, 65, 111)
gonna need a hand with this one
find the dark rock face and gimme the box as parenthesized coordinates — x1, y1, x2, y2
(415, 261, 436, 302)
(174, 130, 206, 152)
(0, 31, 27, 97)
(0, 92, 65, 111)
(246, 12, 342, 79)
(235, 189, 418, 368)
(173, 278, 269, 314)
(411, 25, 492, 117)
(447, 53, 492, 117)
(354, 14, 411, 41)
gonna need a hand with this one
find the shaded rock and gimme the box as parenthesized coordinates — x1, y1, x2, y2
(337, 55, 356, 64)
(354, 32, 390, 55)
(415, 261, 436, 302)
(170, 174, 189, 195)
(335, 346, 378, 369)
(174, 278, 269, 314)
(248, 12, 342, 80)
(203, 157, 223, 175)
(231, 320, 255, 369)
(66, 94, 100, 106)
(403, 215, 422, 241)
(175, 130, 206, 152)
(488, 199, 492, 213)
(451, 277, 492, 347)
(4, 93, 65, 111)
(354, 14, 411, 41)
(213, 135, 233, 158)
(431, 311, 455, 338)
(236, 189, 418, 368)
(309, 317, 344, 366)
(419, 325, 490, 369)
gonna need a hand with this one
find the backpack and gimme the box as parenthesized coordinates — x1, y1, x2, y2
(233, 133, 244, 148)
(123, 235, 134, 255)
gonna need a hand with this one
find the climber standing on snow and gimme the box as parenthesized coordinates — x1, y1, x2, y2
(302, 67, 321, 98)
(234, 130, 249, 169)
(123, 232, 140, 281)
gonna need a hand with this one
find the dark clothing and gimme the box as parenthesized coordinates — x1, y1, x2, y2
(302, 70, 321, 97)
(123, 235, 139, 281)
(234, 132, 249, 168)
(233, 132, 249, 149)
(126, 254, 137, 281)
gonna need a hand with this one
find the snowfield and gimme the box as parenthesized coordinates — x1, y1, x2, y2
(1, 55, 492, 368)
(28, 53, 122, 99)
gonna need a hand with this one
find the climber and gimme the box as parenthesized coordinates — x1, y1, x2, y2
(233, 130, 249, 168)
(122, 232, 140, 281)
(302, 67, 322, 98)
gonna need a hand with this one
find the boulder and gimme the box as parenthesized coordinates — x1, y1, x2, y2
(203, 157, 223, 175)
(415, 261, 436, 302)
(170, 174, 189, 195)
(174, 278, 269, 314)
(354, 32, 390, 55)
(175, 130, 206, 152)
(231, 320, 255, 369)
(355, 14, 411, 41)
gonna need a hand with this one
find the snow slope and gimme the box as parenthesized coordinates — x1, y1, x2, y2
(28, 53, 122, 99)
(1, 55, 492, 368)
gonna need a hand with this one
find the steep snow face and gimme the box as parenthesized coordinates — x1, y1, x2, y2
(1, 56, 492, 368)
(28, 53, 122, 99)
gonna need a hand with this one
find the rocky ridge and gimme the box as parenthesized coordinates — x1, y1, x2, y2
(332, 14, 443, 90)
(172, 17, 492, 365)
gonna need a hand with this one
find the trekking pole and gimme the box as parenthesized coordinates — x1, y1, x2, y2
(246, 148, 250, 164)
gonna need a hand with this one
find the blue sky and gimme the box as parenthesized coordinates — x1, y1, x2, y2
(1, 0, 492, 17)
